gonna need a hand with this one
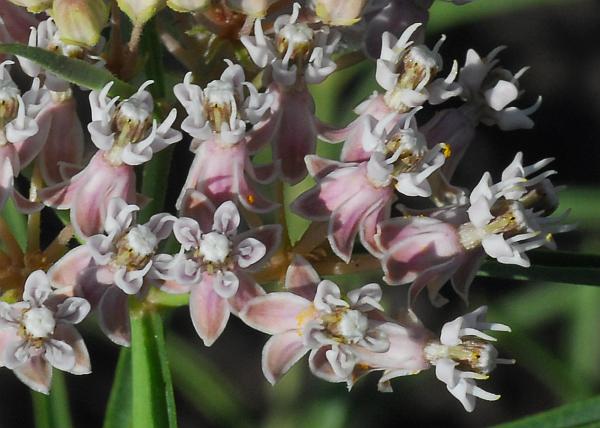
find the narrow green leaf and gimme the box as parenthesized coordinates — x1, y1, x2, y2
(31, 370, 73, 428)
(103, 348, 133, 428)
(1, 198, 27, 250)
(167, 334, 250, 427)
(492, 395, 600, 428)
(478, 251, 600, 286)
(130, 309, 177, 428)
(0, 43, 134, 97)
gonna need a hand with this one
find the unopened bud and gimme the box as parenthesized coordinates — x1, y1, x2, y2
(118, 0, 166, 25)
(166, 0, 208, 13)
(52, 0, 109, 48)
(225, 0, 277, 18)
(313, 0, 368, 26)
(7, 0, 51, 13)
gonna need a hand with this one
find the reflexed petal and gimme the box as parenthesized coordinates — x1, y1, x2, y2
(55, 297, 90, 324)
(235, 237, 266, 268)
(174, 217, 203, 250)
(261, 331, 307, 385)
(53, 324, 91, 375)
(212, 271, 239, 299)
(189, 274, 230, 346)
(235, 224, 282, 272)
(284, 255, 320, 300)
(228, 271, 265, 315)
(178, 190, 216, 232)
(240, 292, 312, 334)
(98, 286, 131, 347)
(48, 246, 93, 289)
(45, 339, 76, 371)
(14, 357, 52, 395)
(309, 347, 345, 383)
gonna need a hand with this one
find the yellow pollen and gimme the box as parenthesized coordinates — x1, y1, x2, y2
(296, 305, 317, 334)
(545, 233, 553, 242)
(247, 194, 255, 205)
(441, 143, 452, 158)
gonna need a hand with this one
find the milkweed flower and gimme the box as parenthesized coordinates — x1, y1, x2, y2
(0, 61, 47, 213)
(164, 197, 281, 346)
(225, 0, 278, 17)
(48, 198, 176, 346)
(241, 258, 511, 412)
(373, 153, 573, 305)
(0, 270, 91, 394)
(173, 61, 277, 213)
(422, 47, 542, 179)
(241, 256, 389, 384)
(292, 112, 447, 262)
(41, 81, 182, 237)
(323, 23, 460, 163)
(241, 2, 340, 183)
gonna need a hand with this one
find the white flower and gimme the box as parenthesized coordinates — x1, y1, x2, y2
(376, 23, 461, 112)
(241, 2, 340, 86)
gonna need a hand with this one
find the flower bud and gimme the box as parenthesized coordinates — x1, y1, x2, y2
(7, 0, 51, 13)
(312, 0, 368, 26)
(166, 0, 208, 13)
(225, 0, 277, 18)
(52, 0, 109, 48)
(117, 0, 166, 25)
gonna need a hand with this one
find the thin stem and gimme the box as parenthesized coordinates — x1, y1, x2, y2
(106, 0, 124, 75)
(27, 165, 43, 252)
(276, 180, 291, 251)
(312, 253, 381, 277)
(43, 226, 74, 262)
(0, 218, 24, 264)
(128, 24, 144, 58)
(291, 221, 328, 255)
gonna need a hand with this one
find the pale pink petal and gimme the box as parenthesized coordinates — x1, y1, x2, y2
(284, 255, 320, 300)
(213, 200, 240, 235)
(159, 279, 192, 295)
(23, 270, 52, 307)
(53, 324, 91, 375)
(13, 356, 52, 395)
(451, 249, 485, 303)
(189, 274, 230, 346)
(45, 339, 76, 371)
(236, 166, 279, 213)
(408, 259, 459, 308)
(304, 155, 347, 180)
(54, 297, 90, 324)
(12, 190, 44, 213)
(227, 271, 265, 315)
(235, 224, 282, 272)
(178, 190, 216, 231)
(47, 246, 93, 290)
(359, 198, 392, 257)
(308, 347, 344, 383)
(98, 286, 131, 347)
(240, 292, 311, 335)
(262, 331, 307, 385)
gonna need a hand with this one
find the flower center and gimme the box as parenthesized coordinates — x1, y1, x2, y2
(277, 23, 314, 63)
(424, 338, 500, 375)
(324, 309, 369, 344)
(0, 81, 20, 127)
(23, 307, 56, 339)
(114, 99, 153, 144)
(115, 225, 157, 270)
(199, 231, 231, 265)
(204, 80, 237, 131)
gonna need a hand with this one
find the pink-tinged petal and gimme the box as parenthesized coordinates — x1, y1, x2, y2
(451, 249, 485, 304)
(47, 246, 93, 289)
(291, 166, 361, 221)
(272, 84, 318, 184)
(247, 161, 277, 184)
(240, 292, 311, 335)
(53, 324, 91, 375)
(13, 356, 52, 395)
(55, 297, 90, 324)
(146, 213, 176, 240)
(174, 216, 204, 250)
(212, 271, 239, 299)
(284, 255, 320, 300)
(77, 265, 114, 308)
(213, 200, 240, 235)
(179, 190, 216, 231)
(308, 347, 345, 383)
(189, 274, 230, 346)
(98, 286, 131, 347)
(246, 115, 278, 153)
(0, 0, 39, 44)
(262, 331, 307, 385)
(12, 189, 44, 213)
(24, 270, 52, 307)
(159, 279, 192, 295)
(45, 339, 76, 371)
(228, 271, 265, 315)
(304, 155, 348, 179)
(40, 167, 88, 209)
(0, 152, 13, 210)
(236, 166, 279, 214)
(329, 185, 391, 263)
(37, 98, 85, 185)
(359, 198, 392, 257)
(14, 106, 50, 169)
(407, 259, 459, 308)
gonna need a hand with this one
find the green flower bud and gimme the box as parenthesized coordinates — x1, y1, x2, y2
(52, 0, 109, 48)
(117, 0, 166, 25)
(166, 0, 208, 13)
(225, 0, 277, 18)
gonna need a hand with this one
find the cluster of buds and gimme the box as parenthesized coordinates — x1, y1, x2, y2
(0, 0, 571, 417)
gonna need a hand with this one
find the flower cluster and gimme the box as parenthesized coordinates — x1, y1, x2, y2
(0, 0, 572, 417)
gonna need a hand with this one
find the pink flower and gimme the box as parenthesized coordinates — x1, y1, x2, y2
(240, 3, 341, 183)
(0, 61, 48, 213)
(164, 197, 282, 346)
(241, 256, 389, 384)
(293, 114, 447, 262)
(0, 270, 91, 394)
(41, 81, 182, 237)
(374, 153, 572, 305)
(174, 61, 277, 213)
(48, 198, 176, 346)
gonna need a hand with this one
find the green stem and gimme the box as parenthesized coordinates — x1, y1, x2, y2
(31, 370, 73, 428)
(103, 348, 133, 428)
